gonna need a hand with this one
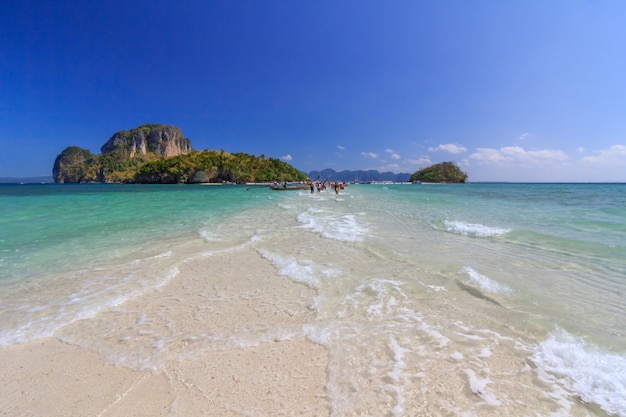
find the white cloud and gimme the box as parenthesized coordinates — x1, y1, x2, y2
(361, 152, 379, 158)
(281, 154, 293, 161)
(382, 148, 401, 159)
(428, 143, 468, 154)
(581, 145, 626, 164)
(469, 146, 569, 166)
(577, 147, 586, 154)
(462, 144, 626, 182)
(519, 133, 531, 141)
(337, 145, 346, 150)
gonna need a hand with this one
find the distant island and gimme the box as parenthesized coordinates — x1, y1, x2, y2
(410, 161, 467, 183)
(53, 124, 307, 184)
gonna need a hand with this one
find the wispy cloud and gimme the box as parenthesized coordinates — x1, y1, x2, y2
(428, 143, 467, 154)
(385, 149, 401, 159)
(581, 145, 626, 165)
(466, 145, 626, 182)
(469, 146, 569, 166)
(337, 145, 346, 150)
(519, 133, 531, 141)
(361, 152, 379, 158)
(281, 154, 293, 161)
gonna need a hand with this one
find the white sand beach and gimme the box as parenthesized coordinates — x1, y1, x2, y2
(0, 249, 329, 417)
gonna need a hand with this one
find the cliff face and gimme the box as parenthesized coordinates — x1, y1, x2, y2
(101, 124, 192, 158)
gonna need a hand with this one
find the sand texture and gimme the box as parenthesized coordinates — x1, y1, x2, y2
(0, 249, 329, 417)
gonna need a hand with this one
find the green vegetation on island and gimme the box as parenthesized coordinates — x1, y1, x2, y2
(134, 150, 308, 184)
(410, 161, 468, 183)
(53, 124, 308, 184)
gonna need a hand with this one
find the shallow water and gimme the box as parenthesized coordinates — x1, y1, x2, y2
(1, 183, 625, 416)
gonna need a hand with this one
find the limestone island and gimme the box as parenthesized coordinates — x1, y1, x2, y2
(410, 161, 468, 183)
(53, 124, 308, 184)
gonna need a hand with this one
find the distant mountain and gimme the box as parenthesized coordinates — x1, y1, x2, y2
(0, 176, 54, 184)
(308, 168, 411, 183)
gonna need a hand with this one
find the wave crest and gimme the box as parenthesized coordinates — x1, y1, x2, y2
(444, 220, 511, 237)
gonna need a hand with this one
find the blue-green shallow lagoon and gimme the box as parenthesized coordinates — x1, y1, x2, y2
(1, 184, 263, 282)
(1, 182, 625, 416)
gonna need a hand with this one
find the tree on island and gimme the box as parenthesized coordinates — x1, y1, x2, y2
(410, 161, 468, 183)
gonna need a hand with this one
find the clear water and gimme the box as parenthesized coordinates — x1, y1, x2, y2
(1, 183, 625, 416)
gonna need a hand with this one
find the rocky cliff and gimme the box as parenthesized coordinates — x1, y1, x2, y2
(101, 124, 192, 158)
(53, 124, 193, 183)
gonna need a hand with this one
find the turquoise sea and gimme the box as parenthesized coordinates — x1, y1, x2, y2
(1, 183, 625, 416)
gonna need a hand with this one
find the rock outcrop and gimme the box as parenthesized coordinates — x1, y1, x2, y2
(53, 124, 193, 183)
(101, 124, 192, 158)
(53, 146, 95, 184)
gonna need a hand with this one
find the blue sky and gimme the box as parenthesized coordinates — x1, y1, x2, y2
(2, 0, 626, 182)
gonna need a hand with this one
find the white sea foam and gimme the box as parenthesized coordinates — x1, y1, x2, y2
(464, 368, 501, 406)
(419, 322, 451, 348)
(297, 209, 368, 242)
(197, 233, 261, 258)
(302, 322, 332, 346)
(0, 254, 179, 348)
(478, 347, 492, 358)
(414, 280, 447, 292)
(387, 336, 409, 417)
(444, 220, 511, 237)
(199, 230, 221, 241)
(461, 266, 514, 296)
(450, 351, 464, 360)
(257, 249, 320, 288)
(532, 328, 626, 417)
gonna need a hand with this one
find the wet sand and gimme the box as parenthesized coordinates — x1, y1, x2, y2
(0, 249, 329, 417)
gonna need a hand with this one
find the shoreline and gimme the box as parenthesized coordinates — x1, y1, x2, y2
(0, 248, 329, 417)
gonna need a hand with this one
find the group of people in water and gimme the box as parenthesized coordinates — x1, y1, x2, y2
(269, 179, 346, 194)
(310, 180, 345, 194)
